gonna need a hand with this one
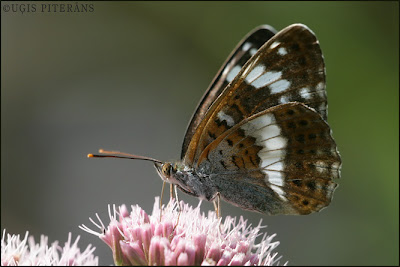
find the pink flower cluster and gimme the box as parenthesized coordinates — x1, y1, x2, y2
(80, 197, 286, 266)
(1, 230, 98, 266)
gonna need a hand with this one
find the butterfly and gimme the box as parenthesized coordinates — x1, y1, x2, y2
(89, 24, 341, 215)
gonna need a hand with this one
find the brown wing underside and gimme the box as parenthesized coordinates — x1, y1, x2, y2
(197, 102, 341, 215)
(183, 24, 328, 167)
(181, 25, 277, 159)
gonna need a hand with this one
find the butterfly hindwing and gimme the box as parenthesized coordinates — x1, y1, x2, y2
(183, 24, 328, 166)
(181, 25, 277, 159)
(197, 102, 340, 215)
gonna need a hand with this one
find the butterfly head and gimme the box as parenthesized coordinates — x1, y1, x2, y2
(154, 162, 174, 182)
(154, 161, 188, 187)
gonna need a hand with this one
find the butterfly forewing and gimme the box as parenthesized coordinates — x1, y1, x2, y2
(183, 24, 328, 166)
(197, 102, 340, 215)
(181, 25, 277, 159)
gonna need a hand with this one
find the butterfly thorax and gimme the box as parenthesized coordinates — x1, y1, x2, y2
(154, 162, 218, 201)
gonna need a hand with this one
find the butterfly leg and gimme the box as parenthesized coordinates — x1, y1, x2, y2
(169, 185, 182, 242)
(159, 180, 167, 222)
(169, 184, 181, 212)
(170, 184, 174, 200)
(213, 192, 221, 219)
(213, 193, 223, 233)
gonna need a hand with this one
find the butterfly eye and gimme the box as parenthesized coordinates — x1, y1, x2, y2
(161, 163, 172, 178)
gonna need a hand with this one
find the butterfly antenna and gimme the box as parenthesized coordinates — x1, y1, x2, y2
(88, 149, 162, 164)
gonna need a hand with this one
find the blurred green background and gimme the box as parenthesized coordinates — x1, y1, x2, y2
(1, 1, 398, 266)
